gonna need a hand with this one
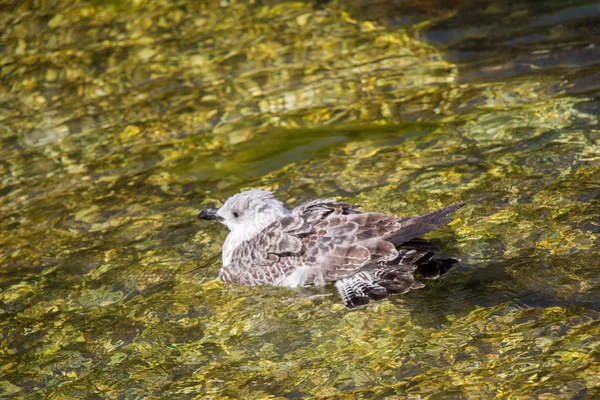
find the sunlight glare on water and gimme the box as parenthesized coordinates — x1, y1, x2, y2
(0, 0, 599, 398)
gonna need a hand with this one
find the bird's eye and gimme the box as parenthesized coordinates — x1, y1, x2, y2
(232, 212, 239, 218)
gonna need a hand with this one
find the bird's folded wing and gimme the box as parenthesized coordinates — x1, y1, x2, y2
(305, 212, 401, 280)
(306, 204, 463, 281)
(292, 198, 363, 223)
(219, 215, 310, 286)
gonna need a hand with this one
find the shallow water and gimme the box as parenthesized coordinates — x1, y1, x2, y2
(1, 0, 600, 398)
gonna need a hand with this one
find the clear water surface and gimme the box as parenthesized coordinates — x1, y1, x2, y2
(1, 0, 600, 398)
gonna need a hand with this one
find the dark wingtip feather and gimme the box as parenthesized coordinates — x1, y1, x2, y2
(416, 257, 459, 279)
(384, 203, 464, 247)
(419, 203, 464, 223)
(399, 238, 442, 253)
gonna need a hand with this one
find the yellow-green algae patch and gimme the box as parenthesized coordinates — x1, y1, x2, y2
(1, 0, 600, 398)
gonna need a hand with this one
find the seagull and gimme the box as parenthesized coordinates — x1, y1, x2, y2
(198, 189, 462, 308)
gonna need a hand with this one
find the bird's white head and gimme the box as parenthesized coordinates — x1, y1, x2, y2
(198, 189, 291, 264)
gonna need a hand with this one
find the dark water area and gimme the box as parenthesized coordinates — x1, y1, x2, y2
(1, 0, 600, 398)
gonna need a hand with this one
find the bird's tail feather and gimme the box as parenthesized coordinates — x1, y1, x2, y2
(335, 267, 424, 308)
(335, 254, 458, 308)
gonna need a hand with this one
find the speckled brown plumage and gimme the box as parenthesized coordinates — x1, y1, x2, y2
(199, 190, 462, 308)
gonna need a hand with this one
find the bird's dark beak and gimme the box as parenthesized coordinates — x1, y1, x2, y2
(197, 207, 223, 222)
